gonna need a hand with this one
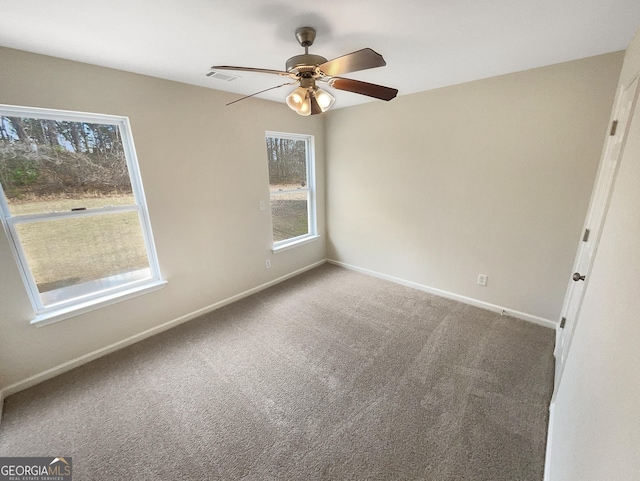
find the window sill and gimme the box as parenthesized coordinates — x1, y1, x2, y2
(31, 279, 167, 327)
(272, 234, 321, 254)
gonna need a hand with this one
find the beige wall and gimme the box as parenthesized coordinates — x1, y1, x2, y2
(547, 27, 640, 480)
(0, 47, 326, 391)
(325, 52, 623, 321)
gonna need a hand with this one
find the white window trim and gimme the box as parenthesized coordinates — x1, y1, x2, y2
(0, 104, 164, 326)
(31, 279, 167, 327)
(266, 131, 317, 250)
(272, 234, 321, 254)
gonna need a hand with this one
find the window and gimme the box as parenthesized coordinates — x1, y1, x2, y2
(0, 105, 164, 325)
(265, 132, 317, 250)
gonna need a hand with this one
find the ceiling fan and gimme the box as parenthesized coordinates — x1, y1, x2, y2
(210, 27, 398, 116)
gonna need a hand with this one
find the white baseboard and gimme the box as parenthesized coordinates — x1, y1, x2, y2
(328, 259, 556, 329)
(0, 260, 327, 404)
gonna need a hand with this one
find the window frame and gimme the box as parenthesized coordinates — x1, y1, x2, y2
(265, 131, 318, 252)
(0, 104, 165, 326)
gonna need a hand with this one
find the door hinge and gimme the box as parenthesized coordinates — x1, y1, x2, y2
(582, 228, 590, 242)
(560, 317, 566, 329)
(610, 120, 618, 136)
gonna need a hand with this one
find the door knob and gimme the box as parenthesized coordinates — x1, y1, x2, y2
(572, 272, 585, 282)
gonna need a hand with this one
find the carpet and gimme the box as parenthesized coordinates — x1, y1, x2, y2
(0, 264, 555, 480)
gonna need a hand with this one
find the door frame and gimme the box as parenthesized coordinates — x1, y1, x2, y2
(552, 73, 640, 397)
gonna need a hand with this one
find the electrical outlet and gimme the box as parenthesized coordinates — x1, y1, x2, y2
(477, 274, 488, 286)
(265, 259, 271, 269)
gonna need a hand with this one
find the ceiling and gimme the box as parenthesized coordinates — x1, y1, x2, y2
(1, 0, 640, 110)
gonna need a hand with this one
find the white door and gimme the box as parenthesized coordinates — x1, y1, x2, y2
(553, 75, 640, 393)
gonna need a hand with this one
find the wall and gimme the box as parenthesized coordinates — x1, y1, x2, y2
(0, 47, 326, 392)
(546, 27, 640, 480)
(325, 52, 623, 322)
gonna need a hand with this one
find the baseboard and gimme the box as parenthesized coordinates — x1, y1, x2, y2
(0, 259, 327, 403)
(328, 259, 556, 329)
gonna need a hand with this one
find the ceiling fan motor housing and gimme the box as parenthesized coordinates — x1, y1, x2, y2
(286, 54, 328, 73)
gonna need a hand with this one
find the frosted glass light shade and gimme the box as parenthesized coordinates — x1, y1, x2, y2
(314, 88, 335, 111)
(286, 87, 311, 116)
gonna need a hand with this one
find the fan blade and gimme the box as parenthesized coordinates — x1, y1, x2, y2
(328, 78, 398, 101)
(318, 48, 386, 77)
(225, 82, 296, 106)
(210, 66, 296, 78)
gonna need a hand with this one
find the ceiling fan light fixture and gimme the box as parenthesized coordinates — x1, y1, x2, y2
(286, 86, 312, 116)
(313, 88, 335, 112)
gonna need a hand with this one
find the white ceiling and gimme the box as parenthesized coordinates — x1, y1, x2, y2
(1, 0, 639, 110)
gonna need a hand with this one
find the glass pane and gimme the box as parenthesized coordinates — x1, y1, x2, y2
(266, 137, 307, 193)
(0, 116, 133, 215)
(271, 191, 309, 242)
(15, 211, 150, 306)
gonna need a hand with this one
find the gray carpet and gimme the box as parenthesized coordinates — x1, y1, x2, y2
(0, 264, 555, 480)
